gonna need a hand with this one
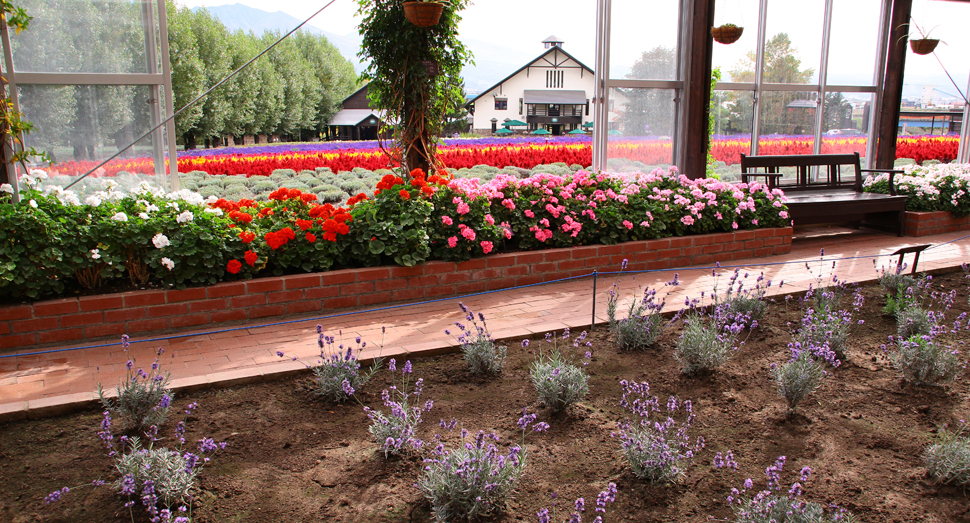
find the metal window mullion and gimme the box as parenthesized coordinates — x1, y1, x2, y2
(867, 0, 892, 169)
(751, 0, 769, 156)
(593, 0, 611, 172)
(12, 72, 166, 85)
(0, 19, 20, 201)
(814, 0, 834, 156)
(142, 0, 165, 178)
(672, 0, 688, 169)
(157, 0, 179, 190)
(959, 73, 970, 163)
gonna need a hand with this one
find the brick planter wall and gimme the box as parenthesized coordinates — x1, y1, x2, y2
(0, 227, 792, 351)
(903, 211, 970, 237)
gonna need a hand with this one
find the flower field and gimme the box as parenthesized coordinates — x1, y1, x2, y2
(44, 135, 961, 179)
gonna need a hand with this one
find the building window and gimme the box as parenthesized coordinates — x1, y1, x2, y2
(519, 98, 523, 115)
(495, 99, 507, 110)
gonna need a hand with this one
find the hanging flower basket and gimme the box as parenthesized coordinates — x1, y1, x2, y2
(403, 1, 445, 28)
(909, 38, 939, 55)
(711, 24, 744, 44)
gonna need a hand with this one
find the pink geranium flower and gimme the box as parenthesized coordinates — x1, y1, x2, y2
(622, 220, 633, 230)
(441, 216, 453, 226)
(681, 215, 695, 226)
(461, 227, 477, 241)
(447, 236, 458, 248)
(480, 241, 493, 254)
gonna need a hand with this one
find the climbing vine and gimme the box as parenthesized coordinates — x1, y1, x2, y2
(356, 0, 471, 175)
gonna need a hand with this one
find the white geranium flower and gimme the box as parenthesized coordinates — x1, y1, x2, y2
(29, 199, 38, 208)
(138, 212, 150, 220)
(205, 195, 219, 204)
(204, 207, 223, 216)
(166, 201, 180, 211)
(91, 249, 101, 260)
(152, 233, 170, 249)
(146, 203, 160, 212)
(176, 210, 194, 223)
(111, 212, 128, 222)
(160, 257, 175, 271)
(102, 179, 119, 191)
(28, 169, 48, 180)
(85, 195, 103, 206)
(59, 192, 81, 206)
(0, 183, 13, 194)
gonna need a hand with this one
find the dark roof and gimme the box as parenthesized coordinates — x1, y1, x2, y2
(523, 90, 587, 104)
(466, 47, 593, 106)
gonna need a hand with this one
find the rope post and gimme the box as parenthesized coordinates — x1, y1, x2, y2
(590, 270, 597, 332)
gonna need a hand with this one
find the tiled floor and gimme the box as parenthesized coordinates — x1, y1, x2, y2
(1, 226, 968, 420)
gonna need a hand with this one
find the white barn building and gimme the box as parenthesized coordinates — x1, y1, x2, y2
(468, 36, 596, 135)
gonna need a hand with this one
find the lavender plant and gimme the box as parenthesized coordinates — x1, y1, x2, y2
(536, 482, 618, 523)
(891, 334, 961, 386)
(606, 260, 676, 351)
(418, 411, 547, 522)
(528, 330, 592, 412)
(364, 359, 432, 458)
(674, 311, 741, 375)
(876, 263, 918, 316)
(771, 345, 826, 415)
(923, 423, 970, 486)
(611, 380, 704, 483)
(727, 456, 855, 523)
(98, 335, 173, 430)
(448, 303, 507, 375)
(718, 268, 771, 330)
(46, 402, 223, 523)
(896, 305, 936, 339)
(309, 326, 381, 403)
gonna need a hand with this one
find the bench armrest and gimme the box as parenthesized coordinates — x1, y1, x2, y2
(860, 168, 903, 196)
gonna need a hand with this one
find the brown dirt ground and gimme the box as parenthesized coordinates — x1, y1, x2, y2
(2, 270, 970, 523)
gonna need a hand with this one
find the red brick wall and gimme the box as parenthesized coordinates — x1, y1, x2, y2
(0, 227, 792, 350)
(903, 211, 970, 237)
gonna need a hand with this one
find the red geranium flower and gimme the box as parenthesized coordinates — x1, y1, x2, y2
(238, 231, 256, 243)
(227, 260, 242, 274)
(305, 233, 316, 243)
(399, 190, 411, 200)
(296, 219, 313, 231)
(244, 250, 258, 266)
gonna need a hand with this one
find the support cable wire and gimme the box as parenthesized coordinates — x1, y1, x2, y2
(63, 0, 338, 190)
(4, 233, 967, 360)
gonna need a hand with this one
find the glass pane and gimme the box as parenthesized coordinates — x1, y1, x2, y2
(711, 89, 754, 181)
(606, 87, 674, 172)
(609, 0, 680, 80)
(820, 92, 872, 160)
(761, 0, 824, 84)
(757, 90, 818, 154)
(10, 0, 155, 74)
(18, 84, 170, 196)
(712, 0, 759, 77)
(826, 0, 880, 86)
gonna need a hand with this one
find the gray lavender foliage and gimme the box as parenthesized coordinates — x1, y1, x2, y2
(417, 431, 525, 523)
(895, 305, 935, 339)
(607, 283, 668, 351)
(892, 335, 960, 386)
(675, 313, 738, 375)
(113, 436, 198, 509)
(98, 339, 173, 430)
(728, 456, 856, 523)
(530, 351, 589, 412)
(772, 347, 826, 413)
(450, 304, 507, 375)
(923, 426, 970, 486)
(364, 359, 431, 458)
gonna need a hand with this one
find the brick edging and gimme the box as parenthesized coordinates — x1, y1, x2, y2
(903, 210, 970, 237)
(0, 227, 793, 351)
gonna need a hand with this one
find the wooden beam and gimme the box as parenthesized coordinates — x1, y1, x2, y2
(875, 0, 913, 169)
(683, 0, 716, 179)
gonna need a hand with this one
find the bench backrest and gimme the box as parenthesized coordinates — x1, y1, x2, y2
(740, 152, 863, 192)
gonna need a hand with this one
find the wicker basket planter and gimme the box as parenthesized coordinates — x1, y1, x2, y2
(909, 38, 939, 55)
(403, 1, 445, 27)
(711, 25, 744, 44)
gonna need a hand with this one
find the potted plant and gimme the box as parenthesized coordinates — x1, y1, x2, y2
(402, 0, 448, 27)
(711, 23, 744, 44)
(906, 22, 941, 55)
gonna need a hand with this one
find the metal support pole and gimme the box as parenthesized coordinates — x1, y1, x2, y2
(590, 270, 598, 332)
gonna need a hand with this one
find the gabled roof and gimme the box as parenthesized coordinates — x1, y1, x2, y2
(542, 35, 563, 44)
(329, 109, 386, 127)
(466, 46, 594, 106)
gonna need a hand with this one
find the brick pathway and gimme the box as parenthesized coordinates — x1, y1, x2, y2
(1, 226, 968, 421)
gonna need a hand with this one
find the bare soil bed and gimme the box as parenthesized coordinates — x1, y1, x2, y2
(2, 270, 970, 523)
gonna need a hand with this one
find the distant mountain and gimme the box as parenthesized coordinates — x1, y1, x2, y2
(192, 3, 581, 97)
(198, 3, 366, 73)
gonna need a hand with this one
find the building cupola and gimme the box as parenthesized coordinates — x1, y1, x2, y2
(542, 35, 563, 49)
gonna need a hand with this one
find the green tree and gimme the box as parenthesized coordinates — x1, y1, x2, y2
(185, 8, 232, 148)
(166, 3, 205, 141)
(618, 46, 676, 136)
(260, 32, 314, 139)
(294, 31, 358, 137)
(726, 33, 816, 135)
(822, 92, 853, 131)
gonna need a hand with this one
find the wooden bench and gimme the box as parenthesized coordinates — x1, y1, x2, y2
(740, 152, 908, 236)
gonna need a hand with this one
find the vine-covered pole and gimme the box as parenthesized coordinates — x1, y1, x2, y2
(356, 0, 471, 177)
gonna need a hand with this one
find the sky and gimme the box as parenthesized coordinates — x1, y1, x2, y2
(176, 0, 970, 103)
